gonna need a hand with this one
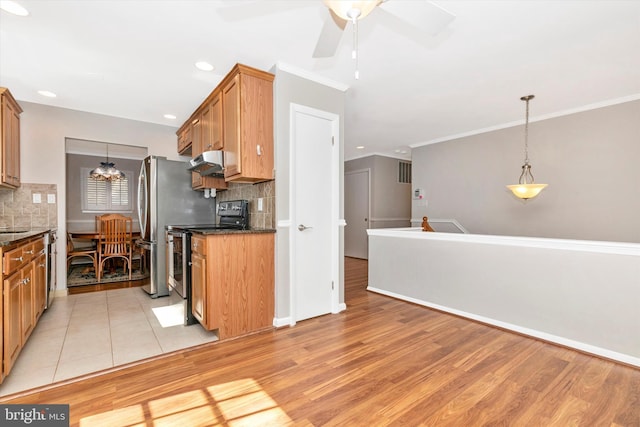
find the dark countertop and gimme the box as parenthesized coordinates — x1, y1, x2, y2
(189, 227, 276, 236)
(0, 228, 54, 247)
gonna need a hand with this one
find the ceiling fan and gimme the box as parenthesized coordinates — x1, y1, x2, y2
(218, 0, 455, 76)
(314, 0, 456, 59)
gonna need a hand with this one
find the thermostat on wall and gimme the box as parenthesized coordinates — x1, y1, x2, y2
(413, 188, 424, 200)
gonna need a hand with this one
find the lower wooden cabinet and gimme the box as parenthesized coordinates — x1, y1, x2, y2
(1, 235, 47, 383)
(3, 272, 22, 376)
(192, 232, 274, 340)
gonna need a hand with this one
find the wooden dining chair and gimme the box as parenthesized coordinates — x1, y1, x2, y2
(67, 232, 98, 275)
(96, 213, 133, 281)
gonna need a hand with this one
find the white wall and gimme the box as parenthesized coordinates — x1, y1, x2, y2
(368, 229, 640, 367)
(273, 65, 347, 321)
(411, 99, 640, 243)
(20, 101, 179, 290)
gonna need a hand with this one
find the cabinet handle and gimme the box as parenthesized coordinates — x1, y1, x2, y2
(12, 256, 23, 262)
(24, 250, 34, 254)
(257, 144, 262, 156)
(39, 263, 46, 268)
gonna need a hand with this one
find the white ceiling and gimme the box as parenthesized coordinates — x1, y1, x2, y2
(1, 0, 639, 161)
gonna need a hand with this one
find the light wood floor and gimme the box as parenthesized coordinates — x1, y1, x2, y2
(2, 257, 639, 426)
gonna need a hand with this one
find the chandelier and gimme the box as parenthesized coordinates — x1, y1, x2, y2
(506, 95, 547, 200)
(89, 144, 125, 181)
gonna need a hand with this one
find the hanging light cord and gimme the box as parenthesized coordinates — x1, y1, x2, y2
(350, 11, 360, 79)
(523, 97, 530, 164)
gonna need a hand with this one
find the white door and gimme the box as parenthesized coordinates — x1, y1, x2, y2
(345, 169, 370, 259)
(291, 104, 339, 322)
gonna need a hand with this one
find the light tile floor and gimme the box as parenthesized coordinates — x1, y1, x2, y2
(0, 287, 218, 397)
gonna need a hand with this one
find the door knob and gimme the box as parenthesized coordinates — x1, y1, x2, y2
(298, 224, 313, 231)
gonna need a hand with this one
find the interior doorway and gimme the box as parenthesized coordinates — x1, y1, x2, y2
(345, 169, 370, 259)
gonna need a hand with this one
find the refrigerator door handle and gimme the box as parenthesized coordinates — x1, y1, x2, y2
(138, 160, 148, 238)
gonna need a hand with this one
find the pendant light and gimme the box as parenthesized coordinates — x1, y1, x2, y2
(89, 144, 125, 181)
(506, 95, 547, 200)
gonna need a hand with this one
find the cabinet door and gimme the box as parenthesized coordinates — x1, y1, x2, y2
(201, 101, 213, 153)
(191, 114, 203, 189)
(1, 96, 20, 188)
(210, 93, 223, 150)
(222, 74, 241, 179)
(191, 251, 207, 326)
(8, 103, 20, 187)
(177, 126, 192, 155)
(34, 252, 46, 321)
(3, 273, 21, 376)
(20, 262, 34, 344)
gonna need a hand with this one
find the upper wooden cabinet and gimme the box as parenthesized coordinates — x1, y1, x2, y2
(0, 88, 22, 188)
(177, 124, 192, 155)
(222, 64, 274, 183)
(177, 64, 274, 184)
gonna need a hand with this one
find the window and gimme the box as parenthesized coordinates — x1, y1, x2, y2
(81, 167, 133, 212)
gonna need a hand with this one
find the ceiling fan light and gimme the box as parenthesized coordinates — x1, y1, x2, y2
(324, 0, 380, 21)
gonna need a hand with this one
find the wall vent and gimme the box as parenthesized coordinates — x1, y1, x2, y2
(398, 161, 412, 184)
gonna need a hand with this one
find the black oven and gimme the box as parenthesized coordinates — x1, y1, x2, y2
(166, 230, 186, 298)
(166, 229, 198, 325)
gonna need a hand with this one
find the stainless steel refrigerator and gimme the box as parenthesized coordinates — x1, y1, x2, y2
(137, 155, 216, 297)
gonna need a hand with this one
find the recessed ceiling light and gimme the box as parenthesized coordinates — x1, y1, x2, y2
(195, 61, 214, 71)
(37, 90, 57, 98)
(164, 114, 176, 120)
(356, 146, 365, 149)
(0, 1, 29, 16)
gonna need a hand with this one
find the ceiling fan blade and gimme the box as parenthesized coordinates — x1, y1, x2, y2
(380, 0, 455, 36)
(313, 9, 347, 58)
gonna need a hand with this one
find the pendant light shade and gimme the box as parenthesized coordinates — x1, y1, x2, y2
(506, 95, 547, 200)
(89, 144, 125, 181)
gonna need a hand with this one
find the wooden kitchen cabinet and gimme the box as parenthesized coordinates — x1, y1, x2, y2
(193, 232, 274, 340)
(222, 64, 274, 183)
(177, 124, 192, 155)
(1, 235, 47, 382)
(191, 235, 207, 325)
(183, 93, 228, 191)
(3, 271, 21, 376)
(178, 64, 273, 185)
(190, 113, 203, 189)
(19, 262, 34, 344)
(0, 87, 22, 188)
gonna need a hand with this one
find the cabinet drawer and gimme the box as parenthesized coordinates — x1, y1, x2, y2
(191, 235, 206, 255)
(32, 237, 45, 255)
(3, 244, 30, 275)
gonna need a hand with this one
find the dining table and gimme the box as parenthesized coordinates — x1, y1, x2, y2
(70, 231, 142, 241)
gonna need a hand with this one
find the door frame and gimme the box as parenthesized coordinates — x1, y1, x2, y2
(289, 103, 341, 325)
(345, 168, 371, 259)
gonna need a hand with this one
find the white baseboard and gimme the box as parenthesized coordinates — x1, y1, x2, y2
(273, 316, 293, 328)
(367, 286, 640, 368)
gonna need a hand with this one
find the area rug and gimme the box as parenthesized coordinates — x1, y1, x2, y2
(67, 261, 149, 287)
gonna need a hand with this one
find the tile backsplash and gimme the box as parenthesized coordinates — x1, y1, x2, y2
(217, 180, 275, 229)
(0, 183, 58, 230)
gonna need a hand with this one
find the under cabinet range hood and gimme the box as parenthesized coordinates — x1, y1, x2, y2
(188, 150, 224, 176)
